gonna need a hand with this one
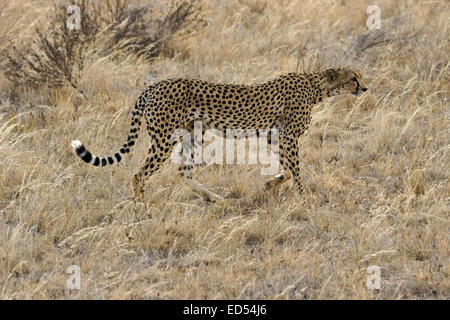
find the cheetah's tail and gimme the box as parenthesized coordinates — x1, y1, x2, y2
(71, 101, 143, 167)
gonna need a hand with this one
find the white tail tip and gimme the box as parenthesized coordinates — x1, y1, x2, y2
(71, 140, 82, 150)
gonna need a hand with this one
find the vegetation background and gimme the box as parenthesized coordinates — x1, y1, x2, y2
(0, 0, 448, 299)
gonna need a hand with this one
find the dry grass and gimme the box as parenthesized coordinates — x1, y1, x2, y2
(0, 0, 448, 299)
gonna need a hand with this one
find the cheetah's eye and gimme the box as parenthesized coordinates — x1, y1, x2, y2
(352, 77, 357, 82)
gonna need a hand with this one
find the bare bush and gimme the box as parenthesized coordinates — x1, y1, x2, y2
(0, 1, 95, 92)
(0, 0, 205, 90)
(102, 0, 206, 60)
(344, 15, 425, 60)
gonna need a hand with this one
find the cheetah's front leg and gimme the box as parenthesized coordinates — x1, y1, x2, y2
(264, 170, 292, 189)
(276, 130, 304, 194)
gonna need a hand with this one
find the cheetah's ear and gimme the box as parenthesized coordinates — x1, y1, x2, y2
(325, 69, 339, 82)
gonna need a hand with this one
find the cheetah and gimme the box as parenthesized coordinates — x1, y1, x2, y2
(71, 67, 368, 202)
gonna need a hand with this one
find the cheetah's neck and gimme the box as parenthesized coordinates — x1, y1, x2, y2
(306, 71, 329, 104)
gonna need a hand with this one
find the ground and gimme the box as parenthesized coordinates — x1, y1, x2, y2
(0, 0, 448, 299)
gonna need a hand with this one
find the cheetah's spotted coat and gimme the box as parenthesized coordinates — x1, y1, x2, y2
(72, 67, 368, 202)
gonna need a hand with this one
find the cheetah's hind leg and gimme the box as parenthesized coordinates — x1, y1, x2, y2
(175, 120, 223, 202)
(131, 128, 176, 203)
(177, 164, 223, 202)
(131, 174, 145, 203)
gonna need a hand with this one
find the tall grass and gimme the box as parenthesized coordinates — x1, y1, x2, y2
(0, 0, 448, 299)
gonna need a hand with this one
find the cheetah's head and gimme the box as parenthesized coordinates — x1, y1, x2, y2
(323, 68, 368, 97)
